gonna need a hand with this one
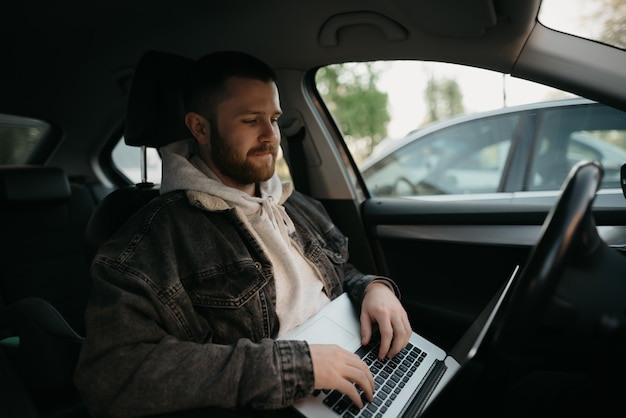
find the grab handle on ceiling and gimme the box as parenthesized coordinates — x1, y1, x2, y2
(318, 11, 408, 47)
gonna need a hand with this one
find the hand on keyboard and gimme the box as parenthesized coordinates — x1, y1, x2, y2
(360, 281, 413, 360)
(315, 335, 428, 417)
(309, 344, 375, 408)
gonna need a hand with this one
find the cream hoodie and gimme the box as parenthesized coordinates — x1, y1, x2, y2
(160, 138, 330, 335)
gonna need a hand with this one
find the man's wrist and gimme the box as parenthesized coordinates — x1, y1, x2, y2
(366, 279, 394, 293)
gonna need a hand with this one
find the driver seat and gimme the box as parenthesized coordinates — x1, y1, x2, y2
(84, 50, 194, 262)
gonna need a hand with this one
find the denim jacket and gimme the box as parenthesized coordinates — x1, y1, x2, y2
(74, 187, 399, 418)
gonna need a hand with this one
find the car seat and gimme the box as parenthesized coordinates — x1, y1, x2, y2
(85, 49, 193, 268)
(0, 165, 94, 417)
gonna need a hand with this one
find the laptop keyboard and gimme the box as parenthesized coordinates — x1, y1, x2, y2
(314, 335, 428, 418)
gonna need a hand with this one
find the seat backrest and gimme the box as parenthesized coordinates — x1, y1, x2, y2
(0, 165, 94, 335)
(0, 165, 95, 417)
(85, 50, 194, 262)
(84, 184, 160, 262)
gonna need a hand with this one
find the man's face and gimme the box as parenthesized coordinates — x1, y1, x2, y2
(208, 77, 282, 188)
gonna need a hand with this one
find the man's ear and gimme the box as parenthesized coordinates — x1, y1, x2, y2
(184, 112, 210, 144)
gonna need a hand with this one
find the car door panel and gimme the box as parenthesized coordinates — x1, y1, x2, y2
(359, 197, 626, 351)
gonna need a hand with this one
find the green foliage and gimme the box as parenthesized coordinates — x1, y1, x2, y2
(423, 76, 464, 124)
(316, 63, 390, 160)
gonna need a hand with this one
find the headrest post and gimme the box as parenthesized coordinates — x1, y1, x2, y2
(140, 145, 148, 184)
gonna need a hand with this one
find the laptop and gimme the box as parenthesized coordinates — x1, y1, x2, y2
(278, 264, 520, 418)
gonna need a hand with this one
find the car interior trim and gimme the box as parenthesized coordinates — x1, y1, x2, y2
(375, 224, 626, 247)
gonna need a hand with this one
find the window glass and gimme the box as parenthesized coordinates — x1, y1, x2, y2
(361, 114, 519, 196)
(275, 147, 292, 183)
(315, 61, 626, 205)
(538, 0, 626, 51)
(528, 103, 626, 191)
(0, 114, 50, 165)
(112, 139, 163, 184)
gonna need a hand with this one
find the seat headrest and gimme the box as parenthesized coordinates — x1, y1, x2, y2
(124, 50, 194, 149)
(0, 166, 71, 204)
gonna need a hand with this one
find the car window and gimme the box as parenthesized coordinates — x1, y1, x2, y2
(528, 103, 626, 191)
(0, 114, 50, 165)
(539, 0, 626, 51)
(315, 61, 626, 204)
(112, 139, 163, 184)
(361, 113, 519, 196)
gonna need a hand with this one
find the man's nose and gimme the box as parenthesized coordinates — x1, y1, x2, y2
(260, 121, 280, 143)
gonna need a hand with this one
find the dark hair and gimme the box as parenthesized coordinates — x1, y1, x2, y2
(182, 50, 277, 119)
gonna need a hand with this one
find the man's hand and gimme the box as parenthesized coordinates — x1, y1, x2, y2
(360, 282, 412, 359)
(309, 344, 374, 408)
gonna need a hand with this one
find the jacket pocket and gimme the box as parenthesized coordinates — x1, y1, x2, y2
(182, 260, 272, 343)
(183, 259, 267, 307)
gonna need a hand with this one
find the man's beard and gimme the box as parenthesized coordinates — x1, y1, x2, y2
(210, 123, 278, 186)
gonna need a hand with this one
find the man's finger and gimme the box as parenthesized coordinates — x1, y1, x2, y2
(339, 379, 365, 408)
(377, 323, 394, 359)
(388, 322, 409, 358)
(360, 311, 373, 346)
(344, 361, 375, 407)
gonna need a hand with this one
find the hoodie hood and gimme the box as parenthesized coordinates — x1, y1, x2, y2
(159, 138, 295, 237)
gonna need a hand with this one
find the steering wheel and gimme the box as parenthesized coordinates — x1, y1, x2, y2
(490, 161, 603, 357)
(429, 160, 626, 418)
(474, 161, 603, 406)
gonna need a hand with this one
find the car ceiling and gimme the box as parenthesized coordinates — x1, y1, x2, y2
(3, 0, 626, 178)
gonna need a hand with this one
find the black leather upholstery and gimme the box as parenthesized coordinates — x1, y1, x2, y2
(0, 166, 93, 334)
(84, 184, 159, 263)
(7, 297, 84, 387)
(0, 165, 71, 204)
(0, 165, 94, 417)
(124, 50, 194, 148)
